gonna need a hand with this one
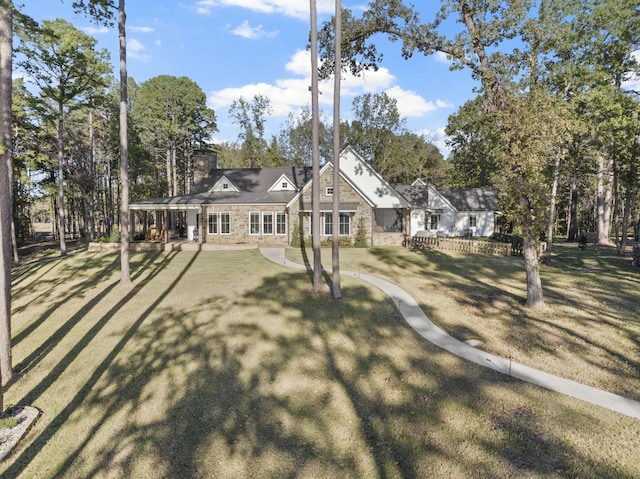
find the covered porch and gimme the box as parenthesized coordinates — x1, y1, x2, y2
(128, 201, 205, 245)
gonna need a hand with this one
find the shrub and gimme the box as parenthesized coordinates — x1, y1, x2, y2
(353, 217, 368, 248)
(97, 229, 121, 243)
(290, 221, 303, 247)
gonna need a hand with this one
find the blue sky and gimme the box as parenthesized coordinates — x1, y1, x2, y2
(19, 1, 482, 157)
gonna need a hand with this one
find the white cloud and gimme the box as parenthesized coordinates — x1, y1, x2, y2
(231, 20, 279, 39)
(384, 87, 452, 117)
(83, 26, 109, 35)
(129, 25, 155, 33)
(127, 38, 151, 61)
(434, 51, 452, 64)
(285, 49, 395, 94)
(209, 49, 448, 126)
(195, 0, 334, 19)
(209, 76, 317, 117)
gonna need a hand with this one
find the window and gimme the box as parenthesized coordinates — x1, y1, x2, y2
(469, 215, 477, 228)
(324, 213, 333, 235)
(276, 212, 287, 235)
(429, 214, 439, 230)
(263, 212, 273, 234)
(326, 187, 333, 196)
(222, 183, 229, 189)
(250, 212, 260, 235)
(282, 181, 288, 189)
(208, 212, 218, 234)
(323, 212, 350, 235)
(375, 209, 403, 232)
(220, 213, 230, 234)
(339, 213, 350, 235)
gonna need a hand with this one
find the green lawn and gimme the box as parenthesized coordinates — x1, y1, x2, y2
(287, 243, 640, 402)
(2, 246, 639, 478)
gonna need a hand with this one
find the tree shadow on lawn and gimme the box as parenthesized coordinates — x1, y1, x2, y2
(368, 247, 640, 402)
(6, 264, 636, 478)
(1, 250, 190, 478)
(8, 252, 164, 385)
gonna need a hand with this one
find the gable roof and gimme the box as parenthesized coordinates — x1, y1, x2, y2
(394, 184, 429, 209)
(438, 188, 498, 212)
(394, 183, 498, 212)
(190, 166, 312, 194)
(339, 146, 410, 209)
(130, 190, 299, 210)
(289, 161, 376, 210)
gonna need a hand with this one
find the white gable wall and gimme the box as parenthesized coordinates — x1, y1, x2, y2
(269, 174, 298, 192)
(420, 185, 495, 237)
(426, 185, 456, 236)
(211, 175, 239, 192)
(340, 148, 409, 209)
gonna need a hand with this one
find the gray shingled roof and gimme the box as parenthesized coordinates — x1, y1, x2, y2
(394, 185, 429, 209)
(130, 190, 299, 209)
(438, 188, 498, 211)
(394, 184, 497, 212)
(190, 166, 312, 194)
(131, 166, 314, 209)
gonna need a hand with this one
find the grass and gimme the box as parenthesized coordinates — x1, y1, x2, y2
(0, 417, 19, 429)
(1, 245, 639, 478)
(288, 242, 640, 402)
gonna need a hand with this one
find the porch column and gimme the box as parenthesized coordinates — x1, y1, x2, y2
(199, 205, 205, 244)
(155, 211, 162, 238)
(164, 210, 170, 243)
(129, 210, 135, 241)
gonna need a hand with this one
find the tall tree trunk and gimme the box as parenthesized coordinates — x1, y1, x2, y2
(166, 148, 171, 197)
(57, 100, 67, 256)
(521, 191, 545, 308)
(331, 0, 342, 300)
(89, 110, 96, 241)
(10, 195, 18, 264)
(523, 231, 544, 308)
(310, 0, 322, 292)
(567, 173, 578, 241)
(119, 0, 131, 284)
(619, 189, 632, 254)
(0, 0, 13, 393)
(172, 147, 178, 197)
(546, 152, 561, 254)
(597, 151, 614, 246)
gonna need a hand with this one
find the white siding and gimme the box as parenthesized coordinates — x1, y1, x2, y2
(410, 209, 426, 236)
(423, 186, 495, 237)
(340, 149, 409, 209)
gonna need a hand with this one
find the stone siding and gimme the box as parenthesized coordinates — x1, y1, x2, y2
(202, 204, 289, 245)
(291, 166, 374, 245)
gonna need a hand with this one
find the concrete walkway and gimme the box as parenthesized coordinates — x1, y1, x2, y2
(260, 247, 640, 420)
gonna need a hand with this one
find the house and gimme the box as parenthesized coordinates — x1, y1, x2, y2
(129, 147, 410, 247)
(395, 179, 498, 238)
(129, 148, 497, 246)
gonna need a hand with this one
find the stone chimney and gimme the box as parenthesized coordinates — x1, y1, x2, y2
(193, 149, 218, 186)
